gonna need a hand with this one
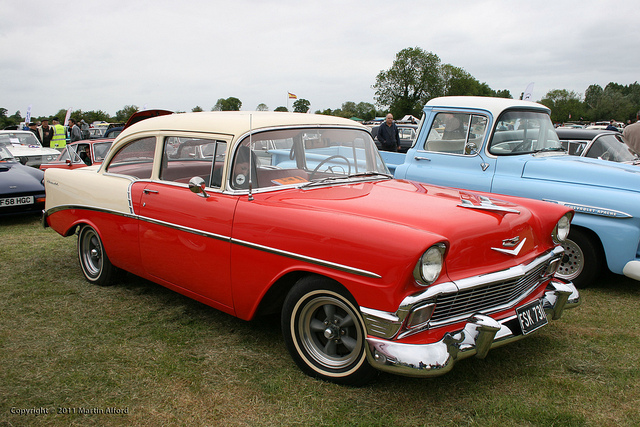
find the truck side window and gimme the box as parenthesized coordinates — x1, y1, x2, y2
(424, 113, 487, 156)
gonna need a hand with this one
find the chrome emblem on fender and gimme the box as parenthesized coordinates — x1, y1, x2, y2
(502, 236, 520, 247)
(492, 237, 526, 256)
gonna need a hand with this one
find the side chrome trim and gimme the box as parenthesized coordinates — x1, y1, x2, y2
(544, 199, 632, 218)
(232, 238, 382, 278)
(46, 204, 381, 279)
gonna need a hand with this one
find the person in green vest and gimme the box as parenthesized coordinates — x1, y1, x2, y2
(51, 117, 67, 150)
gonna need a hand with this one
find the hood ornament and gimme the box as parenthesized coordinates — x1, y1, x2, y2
(458, 196, 520, 214)
(492, 237, 526, 256)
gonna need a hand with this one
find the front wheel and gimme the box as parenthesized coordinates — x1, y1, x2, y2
(556, 228, 603, 288)
(77, 225, 119, 286)
(281, 276, 375, 385)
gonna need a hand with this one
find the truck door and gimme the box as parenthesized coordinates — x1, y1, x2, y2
(402, 112, 495, 192)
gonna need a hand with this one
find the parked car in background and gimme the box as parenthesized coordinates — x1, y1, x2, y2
(0, 130, 60, 168)
(40, 139, 114, 170)
(382, 96, 640, 288)
(556, 128, 640, 164)
(88, 128, 105, 139)
(0, 146, 45, 216)
(586, 121, 624, 132)
(43, 111, 579, 384)
(369, 123, 418, 152)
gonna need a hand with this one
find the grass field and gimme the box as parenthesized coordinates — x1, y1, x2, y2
(1, 215, 639, 426)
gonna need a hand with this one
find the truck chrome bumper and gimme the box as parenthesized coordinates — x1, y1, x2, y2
(365, 280, 580, 378)
(623, 260, 640, 281)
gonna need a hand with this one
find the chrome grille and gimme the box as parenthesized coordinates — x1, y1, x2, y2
(430, 263, 548, 323)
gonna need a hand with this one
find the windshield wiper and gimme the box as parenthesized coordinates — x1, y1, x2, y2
(533, 147, 566, 154)
(301, 172, 392, 188)
(347, 171, 393, 179)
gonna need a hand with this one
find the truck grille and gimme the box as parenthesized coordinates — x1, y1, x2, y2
(430, 263, 548, 324)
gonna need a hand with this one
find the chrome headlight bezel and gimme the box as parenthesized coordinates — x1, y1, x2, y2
(414, 243, 446, 286)
(552, 213, 572, 243)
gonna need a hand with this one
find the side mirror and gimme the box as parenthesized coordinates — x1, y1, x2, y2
(188, 176, 209, 198)
(465, 142, 478, 155)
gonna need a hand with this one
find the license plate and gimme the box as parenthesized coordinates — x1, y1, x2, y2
(0, 196, 34, 207)
(516, 299, 548, 335)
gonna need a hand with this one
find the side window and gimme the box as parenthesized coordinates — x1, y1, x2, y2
(160, 137, 227, 188)
(424, 113, 487, 155)
(106, 137, 156, 179)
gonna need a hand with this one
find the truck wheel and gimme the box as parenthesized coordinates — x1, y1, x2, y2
(556, 228, 602, 288)
(77, 225, 119, 286)
(281, 276, 375, 385)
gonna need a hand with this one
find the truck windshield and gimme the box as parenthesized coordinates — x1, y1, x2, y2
(489, 110, 563, 155)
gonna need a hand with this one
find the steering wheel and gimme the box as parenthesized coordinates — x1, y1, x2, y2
(309, 155, 351, 180)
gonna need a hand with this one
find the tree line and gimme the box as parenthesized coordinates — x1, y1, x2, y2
(3, 47, 638, 129)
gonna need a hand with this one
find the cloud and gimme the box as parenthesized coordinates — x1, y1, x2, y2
(1, 0, 639, 118)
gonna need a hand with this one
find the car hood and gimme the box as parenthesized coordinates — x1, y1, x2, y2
(257, 179, 563, 282)
(5, 145, 60, 156)
(0, 162, 44, 194)
(520, 154, 640, 191)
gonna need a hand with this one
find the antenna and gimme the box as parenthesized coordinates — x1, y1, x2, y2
(248, 114, 254, 201)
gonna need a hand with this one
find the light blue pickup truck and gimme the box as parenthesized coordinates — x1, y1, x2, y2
(381, 96, 640, 287)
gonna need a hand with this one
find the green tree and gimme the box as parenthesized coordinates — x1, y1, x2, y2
(82, 110, 111, 123)
(292, 99, 310, 113)
(256, 103, 269, 111)
(212, 97, 242, 111)
(115, 105, 139, 123)
(373, 47, 443, 118)
(192, 106, 203, 112)
(539, 89, 585, 123)
(274, 106, 288, 112)
(584, 84, 603, 110)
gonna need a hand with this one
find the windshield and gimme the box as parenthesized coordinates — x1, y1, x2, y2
(0, 132, 43, 148)
(230, 127, 389, 190)
(0, 146, 16, 161)
(489, 110, 563, 155)
(585, 134, 639, 163)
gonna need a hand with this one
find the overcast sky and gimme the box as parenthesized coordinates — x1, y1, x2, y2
(2, 0, 639, 119)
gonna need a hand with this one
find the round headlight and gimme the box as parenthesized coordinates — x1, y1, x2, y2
(553, 213, 572, 243)
(416, 244, 446, 286)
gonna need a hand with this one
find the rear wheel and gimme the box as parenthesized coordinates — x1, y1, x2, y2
(281, 276, 375, 385)
(556, 228, 602, 288)
(77, 225, 119, 286)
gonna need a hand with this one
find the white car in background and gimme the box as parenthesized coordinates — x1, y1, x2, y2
(0, 130, 61, 168)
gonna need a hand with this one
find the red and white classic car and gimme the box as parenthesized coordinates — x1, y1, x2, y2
(43, 112, 580, 384)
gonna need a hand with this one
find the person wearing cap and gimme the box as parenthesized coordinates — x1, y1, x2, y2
(51, 117, 67, 149)
(28, 122, 42, 143)
(605, 119, 619, 131)
(38, 119, 54, 147)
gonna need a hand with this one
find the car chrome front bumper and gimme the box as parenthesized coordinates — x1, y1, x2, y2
(365, 280, 580, 378)
(623, 260, 640, 281)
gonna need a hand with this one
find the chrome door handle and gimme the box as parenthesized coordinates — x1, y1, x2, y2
(143, 189, 159, 194)
(414, 156, 431, 161)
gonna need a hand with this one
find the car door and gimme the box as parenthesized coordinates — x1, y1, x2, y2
(135, 138, 237, 311)
(403, 112, 495, 192)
